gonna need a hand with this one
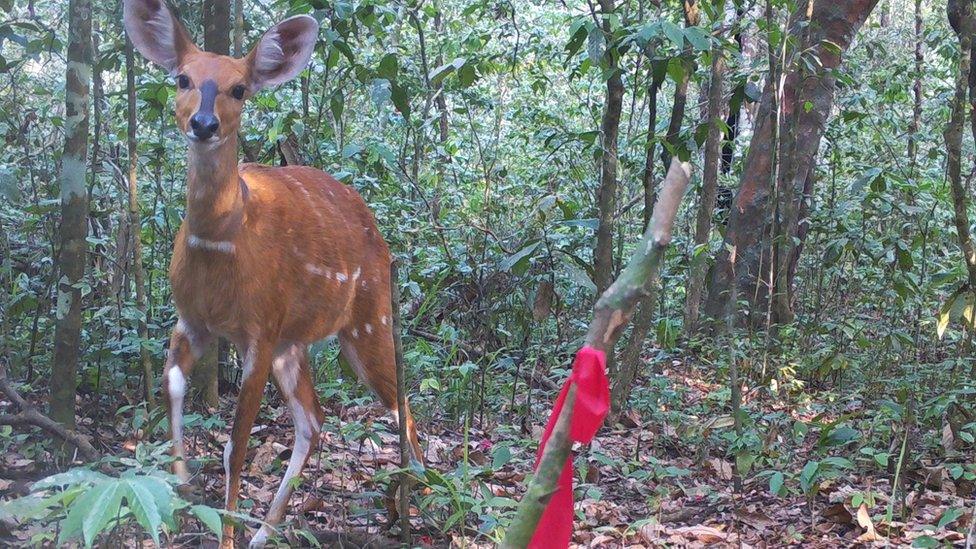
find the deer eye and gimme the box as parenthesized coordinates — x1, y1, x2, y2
(177, 74, 190, 89)
(231, 84, 246, 100)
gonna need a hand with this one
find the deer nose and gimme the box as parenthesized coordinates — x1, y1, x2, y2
(190, 113, 220, 140)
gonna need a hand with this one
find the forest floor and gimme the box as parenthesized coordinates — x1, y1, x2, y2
(1, 359, 974, 547)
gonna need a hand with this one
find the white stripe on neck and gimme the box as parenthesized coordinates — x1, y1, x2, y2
(188, 234, 236, 253)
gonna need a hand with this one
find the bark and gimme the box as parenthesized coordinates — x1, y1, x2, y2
(641, 61, 666, 230)
(594, 0, 624, 297)
(232, 0, 243, 57)
(203, 0, 231, 55)
(501, 161, 693, 548)
(703, 0, 879, 328)
(50, 0, 92, 428)
(947, 0, 976, 290)
(684, 34, 726, 333)
(659, 1, 700, 174)
(721, 3, 747, 175)
(127, 39, 155, 409)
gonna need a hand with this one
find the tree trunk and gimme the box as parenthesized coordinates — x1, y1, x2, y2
(50, 0, 92, 429)
(683, 30, 726, 333)
(594, 0, 624, 297)
(947, 0, 976, 290)
(641, 61, 666, 230)
(126, 40, 155, 409)
(659, 1, 700, 174)
(232, 0, 243, 57)
(703, 0, 879, 329)
(203, 0, 231, 55)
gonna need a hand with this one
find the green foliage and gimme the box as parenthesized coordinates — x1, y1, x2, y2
(0, 444, 225, 547)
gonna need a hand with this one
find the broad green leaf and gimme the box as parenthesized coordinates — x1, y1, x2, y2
(769, 471, 784, 496)
(71, 480, 125, 548)
(662, 20, 683, 48)
(191, 505, 224, 543)
(125, 479, 162, 545)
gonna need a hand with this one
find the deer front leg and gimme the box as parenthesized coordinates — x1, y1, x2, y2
(162, 319, 212, 483)
(222, 342, 273, 548)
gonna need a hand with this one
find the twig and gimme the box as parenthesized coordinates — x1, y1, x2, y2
(0, 362, 100, 461)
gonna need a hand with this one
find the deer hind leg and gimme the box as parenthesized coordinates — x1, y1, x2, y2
(222, 342, 273, 548)
(162, 318, 211, 483)
(339, 323, 423, 465)
(250, 343, 324, 548)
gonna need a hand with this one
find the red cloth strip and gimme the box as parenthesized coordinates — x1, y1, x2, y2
(528, 346, 609, 548)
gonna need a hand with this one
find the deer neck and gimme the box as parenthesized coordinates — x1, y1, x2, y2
(185, 138, 246, 244)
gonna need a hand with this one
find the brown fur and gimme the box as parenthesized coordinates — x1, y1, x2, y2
(123, 1, 422, 545)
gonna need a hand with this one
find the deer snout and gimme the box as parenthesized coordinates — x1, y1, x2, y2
(190, 112, 220, 140)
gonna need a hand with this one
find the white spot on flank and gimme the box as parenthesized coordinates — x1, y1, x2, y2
(305, 264, 332, 278)
(188, 234, 236, 254)
(381, 316, 388, 326)
(336, 272, 348, 283)
(351, 328, 359, 338)
(364, 323, 373, 334)
(352, 267, 361, 281)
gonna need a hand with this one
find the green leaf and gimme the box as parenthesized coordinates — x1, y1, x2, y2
(190, 505, 224, 543)
(912, 535, 939, 548)
(377, 53, 398, 80)
(769, 471, 784, 496)
(390, 82, 410, 119)
(684, 27, 710, 50)
(491, 446, 512, 470)
(125, 479, 162, 545)
(499, 241, 541, 275)
(662, 20, 683, 48)
(429, 57, 465, 86)
(936, 507, 963, 529)
(79, 481, 125, 547)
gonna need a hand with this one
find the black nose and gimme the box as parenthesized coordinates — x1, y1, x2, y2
(190, 113, 219, 140)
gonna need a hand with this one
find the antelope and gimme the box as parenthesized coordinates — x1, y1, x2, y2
(122, 1, 423, 546)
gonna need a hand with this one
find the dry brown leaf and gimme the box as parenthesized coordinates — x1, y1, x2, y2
(707, 458, 734, 480)
(855, 503, 882, 542)
(822, 502, 854, 524)
(942, 422, 955, 453)
(673, 525, 728, 544)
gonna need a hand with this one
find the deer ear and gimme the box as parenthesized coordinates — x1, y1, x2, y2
(246, 15, 318, 90)
(123, 0, 197, 75)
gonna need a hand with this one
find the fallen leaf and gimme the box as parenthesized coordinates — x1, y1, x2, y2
(855, 503, 882, 542)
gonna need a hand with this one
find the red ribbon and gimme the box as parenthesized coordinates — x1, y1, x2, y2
(529, 346, 609, 549)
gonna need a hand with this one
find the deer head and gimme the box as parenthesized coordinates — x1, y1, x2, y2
(123, 0, 318, 146)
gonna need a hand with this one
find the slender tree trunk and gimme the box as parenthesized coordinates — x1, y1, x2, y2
(203, 0, 231, 55)
(232, 0, 243, 57)
(594, 0, 624, 297)
(684, 30, 726, 333)
(703, 0, 879, 329)
(50, 0, 92, 428)
(641, 62, 666, 230)
(947, 0, 976, 290)
(659, 1, 700, 173)
(126, 40, 155, 409)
